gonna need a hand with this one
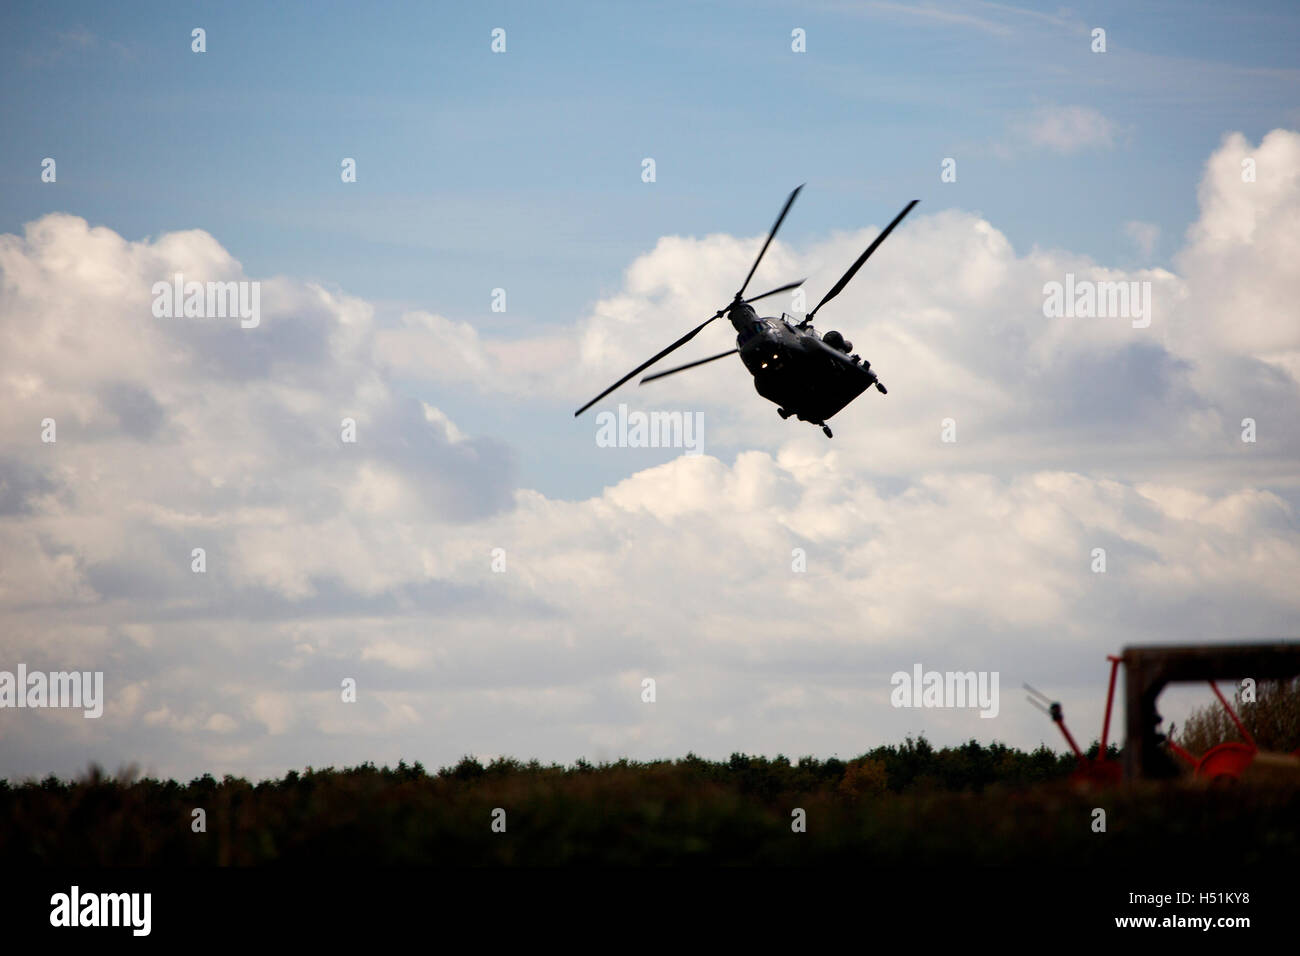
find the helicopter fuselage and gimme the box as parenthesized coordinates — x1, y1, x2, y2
(573, 187, 913, 437)
(728, 303, 880, 425)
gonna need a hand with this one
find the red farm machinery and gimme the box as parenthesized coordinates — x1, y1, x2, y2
(1026, 642, 1300, 784)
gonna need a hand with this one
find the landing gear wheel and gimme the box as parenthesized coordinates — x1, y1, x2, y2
(777, 408, 791, 419)
(821, 424, 833, 438)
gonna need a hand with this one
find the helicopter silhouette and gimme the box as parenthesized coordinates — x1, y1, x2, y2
(574, 185, 918, 438)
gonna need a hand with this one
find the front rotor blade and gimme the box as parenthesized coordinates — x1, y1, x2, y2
(808, 199, 918, 320)
(743, 278, 805, 306)
(737, 184, 804, 299)
(640, 349, 739, 384)
(573, 311, 724, 416)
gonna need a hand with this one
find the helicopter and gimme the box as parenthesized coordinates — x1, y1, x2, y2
(573, 185, 919, 438)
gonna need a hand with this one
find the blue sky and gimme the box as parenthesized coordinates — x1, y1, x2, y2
(4, 0, 1297, 305)
(1, 2, 1298, 780)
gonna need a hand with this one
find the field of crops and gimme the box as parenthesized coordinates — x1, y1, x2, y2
(5, 738, 1297, 867)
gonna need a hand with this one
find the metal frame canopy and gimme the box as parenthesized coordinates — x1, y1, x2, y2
(1122, 642, 1300, 780)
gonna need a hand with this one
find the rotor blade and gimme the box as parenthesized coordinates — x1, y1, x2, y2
(571, 278, 803, 417)
(737, 184, 804, 299)
(742, 278, 805, 306)
(807, 199, 919, 320)
(640, 349, 739, 384)
(573, 311, 725, 416)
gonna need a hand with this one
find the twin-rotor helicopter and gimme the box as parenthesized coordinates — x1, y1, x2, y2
(574, 185, 918, 437)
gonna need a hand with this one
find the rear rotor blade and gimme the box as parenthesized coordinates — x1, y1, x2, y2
(573, 311, 725, 416)
(640, 349, 739, 384)
(737, 184, 804, 299)
(743, 278, 805, 306)
(807, 199, 918, 321)
(572, 277, 805, 416)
